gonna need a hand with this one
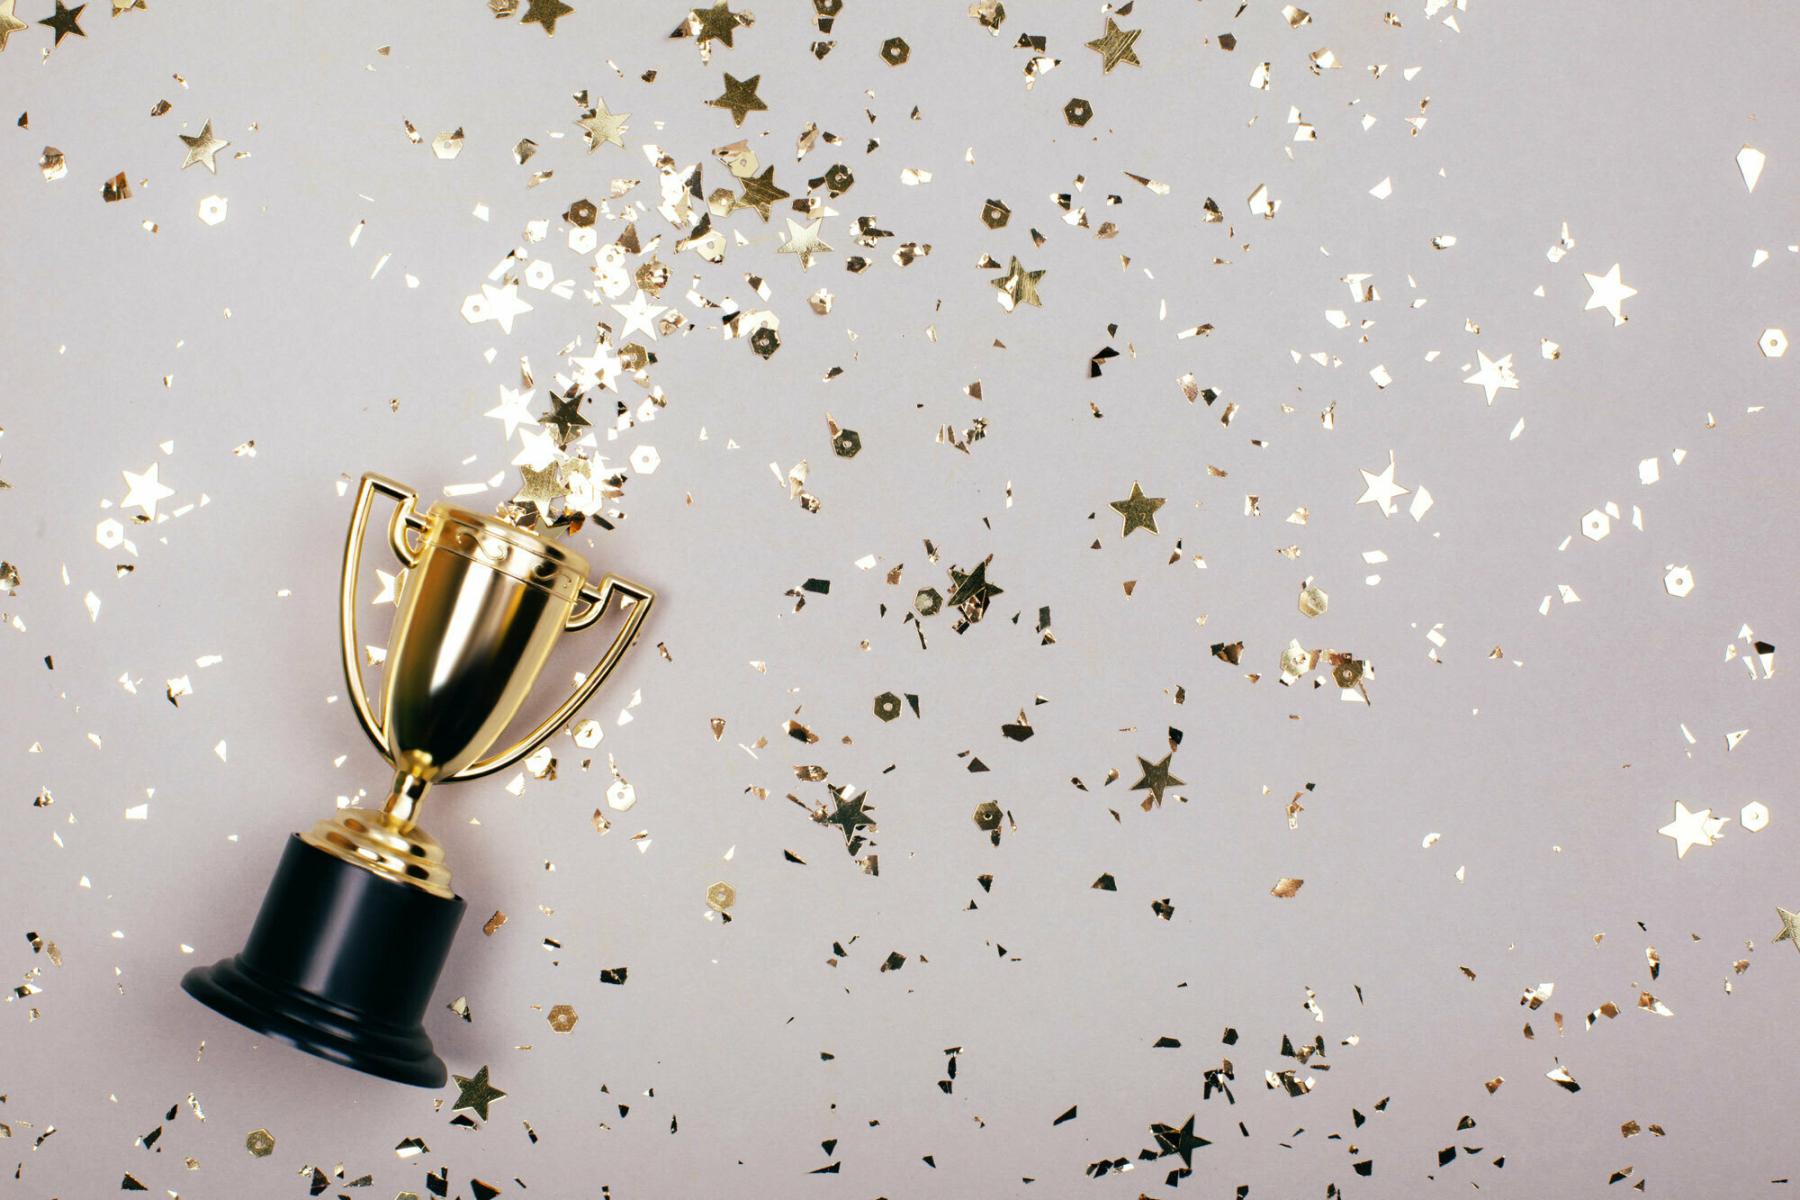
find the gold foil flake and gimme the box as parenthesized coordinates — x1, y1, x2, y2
(1270, 877, 1304, 898)
(177, 120, 230, 173)
(1581, 263, 1636, 326)
(1085, 17, 1141, 73)
(244, 1128, 275, 1157)
(483, 910, 508, 936)
(1298, 583, 1328, 617)
(39, 145, 67, 180)
(546, 1004, 579, 1033)
(102, 171, 131, 202)
(1109, 482, 1165, 536)
(1736, 144, 1766, 193)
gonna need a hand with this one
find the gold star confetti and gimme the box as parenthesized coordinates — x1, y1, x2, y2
(819, 785, 875, 849)
(484, 385, 537, 439)
(1085, 16, 1141, 73)
(735, 165, 789, 221)
(613, 289, 669, 340)
(991, 256, 1044, 311)
(450, 1065, 507, 1120)
(178, 120, 230, 174)
(1775, 908, 1800, 954)
(0, 0, 28, 51)
(1463, 350, 1519, 404)
(120, 462, 174, 518)
(576, 100, 630, 150)
(1355, 452, 1409, 517)
(519, 0, 572, 35)
(1109, 482, 1165, 537)
(110, 0, 145, 12)
(689, 0, 746, 48)
(706, 73, 767, 126)
(39, 0, 84, 44)
(1130, 753, 1185, 808)
(1582, 262, 1637, 326)
(1658, 801, 1724, 859)
(514, 463, 567, 514)
(541, 391, 590, 446)
(776, 217, 831, 270)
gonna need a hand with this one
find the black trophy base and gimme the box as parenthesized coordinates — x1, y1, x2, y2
(182, 833, 466, 1088)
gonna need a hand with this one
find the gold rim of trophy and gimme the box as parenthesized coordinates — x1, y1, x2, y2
(300, 473, 655, 899)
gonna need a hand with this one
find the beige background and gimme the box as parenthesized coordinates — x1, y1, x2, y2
(2, 1, 1797, 1195)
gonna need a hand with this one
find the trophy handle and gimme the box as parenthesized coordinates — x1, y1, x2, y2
(449, 575, 655, 781)
(339, 473, 428, 765)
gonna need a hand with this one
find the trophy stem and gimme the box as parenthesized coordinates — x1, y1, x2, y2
(381, 769, 431, 832)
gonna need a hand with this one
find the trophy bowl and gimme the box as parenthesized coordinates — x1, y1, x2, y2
(181, 473, 654, 1085)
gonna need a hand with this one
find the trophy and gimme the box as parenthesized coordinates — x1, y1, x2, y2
(181, 473, 654, 1086)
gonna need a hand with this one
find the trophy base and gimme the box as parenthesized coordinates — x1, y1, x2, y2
(182, 834, 467, 1088)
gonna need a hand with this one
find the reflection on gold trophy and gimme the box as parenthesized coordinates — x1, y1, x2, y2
(182, 473, 654, 1085)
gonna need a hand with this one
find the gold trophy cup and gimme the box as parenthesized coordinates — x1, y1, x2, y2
(182, 472, 654, 1085)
